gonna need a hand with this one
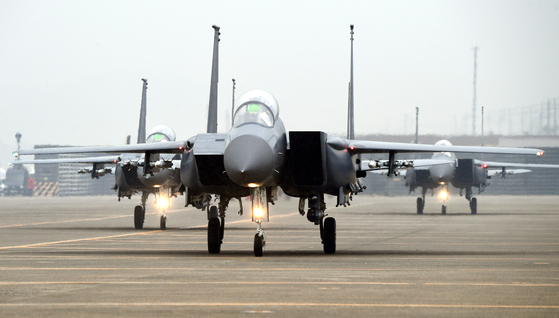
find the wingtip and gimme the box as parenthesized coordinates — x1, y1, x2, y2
(537, 151, 545, 157)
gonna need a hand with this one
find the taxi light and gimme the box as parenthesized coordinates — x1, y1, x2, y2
(248, 183, 260, 188)
(157, 197, 169, 209)
(253, 207, 264, 219)
(439, 189, 449, 201)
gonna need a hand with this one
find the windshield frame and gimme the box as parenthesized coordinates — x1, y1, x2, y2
(232, 101, 275, 128)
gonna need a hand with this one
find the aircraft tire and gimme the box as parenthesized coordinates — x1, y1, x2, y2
(134, 205, 144, 230)
(470, 198, 477, 214)
(208, 206, 218, 219)
(160, 215, 167, 230)
(254, 234, 264, 257)
(208, 217, 221, 254)
(323, 217, 336, 254)
(442, 205, 446, 215)
(416, 198, 424, 214)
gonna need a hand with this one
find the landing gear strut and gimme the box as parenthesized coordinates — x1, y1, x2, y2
(440, 185, 448, 215)
(251, 187, 268, 257)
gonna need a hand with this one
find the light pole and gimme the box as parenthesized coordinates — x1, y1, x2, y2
(231, 79, 236, 128)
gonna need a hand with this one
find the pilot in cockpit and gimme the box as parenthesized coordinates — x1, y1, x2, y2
(232, 90, 279, 128)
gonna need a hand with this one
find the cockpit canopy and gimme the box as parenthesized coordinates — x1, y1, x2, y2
(432, 139, 455, 159)
(233, 90, 279, 128)
(146, 124, 176, 143)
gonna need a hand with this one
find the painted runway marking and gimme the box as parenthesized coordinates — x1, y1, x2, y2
(0, 230, 163, 250)
(0, 281, 558, 287)
(1, 267, 557, 273)
(0, 302, 557, 309)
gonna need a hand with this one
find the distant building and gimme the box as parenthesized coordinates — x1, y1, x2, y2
(33, 145, 115, 196)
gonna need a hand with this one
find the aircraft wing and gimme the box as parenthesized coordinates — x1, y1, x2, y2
(14, 141, 189, 157)
(475, 160, 559, 169)
(9, 155, 120, 166)
(347, 140, 544, 156)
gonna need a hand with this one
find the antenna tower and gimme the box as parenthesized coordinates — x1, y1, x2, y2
(472, 46, 478, 135)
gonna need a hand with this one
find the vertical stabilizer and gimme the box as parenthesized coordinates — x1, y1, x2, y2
(347, 25, 355, 140)
(137, 79, 148, 144)
(207, 25, 220, 134)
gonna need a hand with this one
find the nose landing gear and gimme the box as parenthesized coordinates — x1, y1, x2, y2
(254, 222, 266, 257)
(251, 187, 269, 257)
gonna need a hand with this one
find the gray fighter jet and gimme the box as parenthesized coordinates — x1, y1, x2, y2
(14, 25, 547, 256)
(11, 79, 182, 230)
(396, 139, 559, 214)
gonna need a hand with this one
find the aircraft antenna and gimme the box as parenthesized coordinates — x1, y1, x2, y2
(472, 46, 478, 136)
(207, 25, 220, 134)
(137, 79, 148, 144)
(347, 25, 355, 140)
(481, 106, 484, 147)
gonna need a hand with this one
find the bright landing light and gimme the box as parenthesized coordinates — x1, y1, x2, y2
(157, 197, 169, 209)
(439, 189, 449, 201)
(253, 207, 264, 219)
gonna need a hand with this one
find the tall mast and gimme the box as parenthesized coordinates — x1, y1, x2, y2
(207, 25, 220, 134)
(347, 25, 355, 140)
(137, 79, 147, 144)
(472, 46, 478, 135)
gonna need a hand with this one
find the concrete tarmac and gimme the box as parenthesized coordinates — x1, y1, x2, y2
(0, 195, 558, 317)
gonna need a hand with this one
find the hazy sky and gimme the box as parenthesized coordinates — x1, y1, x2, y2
(1, 0, 558, 169)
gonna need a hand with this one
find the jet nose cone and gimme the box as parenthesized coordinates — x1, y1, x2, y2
(429, 164, 454, 183)
(224, 135, 274, 187)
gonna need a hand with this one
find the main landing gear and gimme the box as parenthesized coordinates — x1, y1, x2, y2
(320, 217, 336, 254)
(207, 206, 225, 254)
(134, 205, 145, 229)
(207, 200, 228, 254)
(134, 192, 149, 229)
(464, 187, 477, 214)
(469, 197, 477, 214)
(305, 195, 336, 254)
(416, 188, 427, 214)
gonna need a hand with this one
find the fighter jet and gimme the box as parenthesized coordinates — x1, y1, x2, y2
(14, 25, 547, 256)
(395, 139, 559, 214)
(11, 79, 182, 230)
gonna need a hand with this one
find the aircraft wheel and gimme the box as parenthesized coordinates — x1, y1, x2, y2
(219, 218, 225, 241)
(208, 217, 221, 254)
(254, 234, 264, 257)
(416, 198, 424, 214)
(323, 217, 336, 254)
(134, 205, 144, 230)
(441, 205, 447, 215)
(208, 206, 218, 219)
(470, 197, 477, 214)
(160, 215, 167, 230)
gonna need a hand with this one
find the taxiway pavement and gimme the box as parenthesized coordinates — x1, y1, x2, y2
(0, 195, 558, 317)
